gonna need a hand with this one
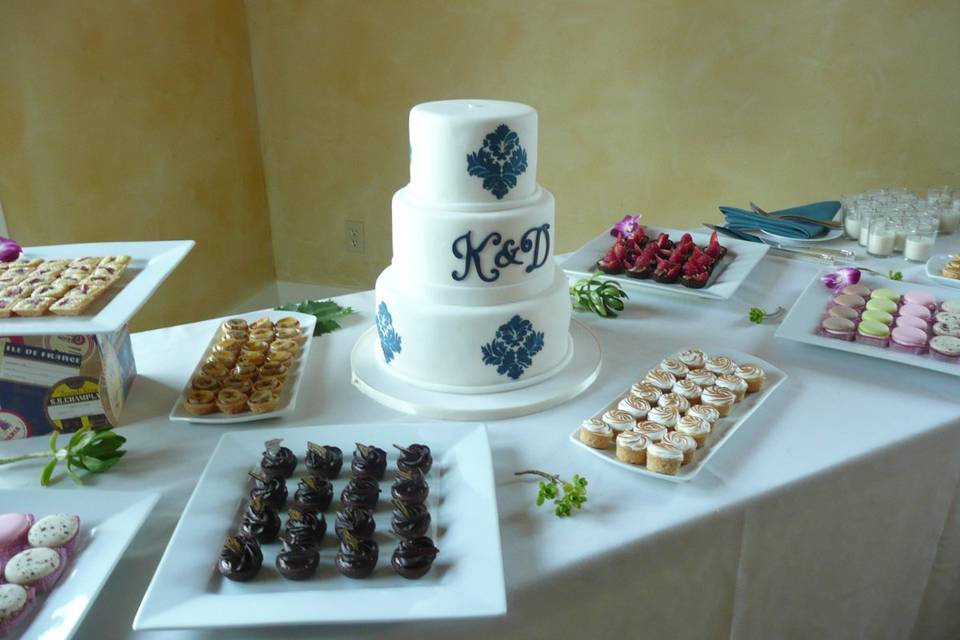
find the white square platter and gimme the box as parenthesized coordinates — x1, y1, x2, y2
(559, 226, 769, 300)
(168, 310, 317, 424)
(0, 488, 159, 640)
(0, 240, 194, 336)
(569, 349, 787, 482)
(133, 421, 505, 630)
(775, 271, 960, 377)
(925, 254, 960, 289)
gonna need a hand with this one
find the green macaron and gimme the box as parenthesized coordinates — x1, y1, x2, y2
(861, 309, 894, 326)
(866, 298, 898, 315)
(871, 288, 900, 303)
(858, 319, 890, 337)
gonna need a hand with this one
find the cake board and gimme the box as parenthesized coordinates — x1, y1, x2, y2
(350, 319, 602, 420)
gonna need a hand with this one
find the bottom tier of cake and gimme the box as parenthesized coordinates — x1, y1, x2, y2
(373, 265, 573, 393)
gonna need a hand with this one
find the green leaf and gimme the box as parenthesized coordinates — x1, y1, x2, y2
(49, 432, 59, 453)
(67, 426, 91, 449)
(536, 495, 545, 506)
(40, 458, 58, 486)
(275, 299, 354, 337)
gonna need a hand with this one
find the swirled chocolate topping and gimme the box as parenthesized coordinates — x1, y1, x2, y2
(334, 531, 378, 579)
(218, 535, 263, 582)
(391, 499, 431, 539)
(305, 442, 343, 479)
(391, 469, 429, 505)
(249, 471, 287, 510)
(293, 475, 333, 513)
(282, 509, 326, 549)
(276, 541, 319, 580)
(239, 497, 281, 544)
(340, 476, 381, 509)
(351, 443, 387, 480)
(335, 506, 376, 539)
(394, 443, 433, 475)
(260, 438, 297, 479)
(391, 536, 439, 580)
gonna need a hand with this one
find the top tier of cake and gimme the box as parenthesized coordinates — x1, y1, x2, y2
(409, 100, 539, 206)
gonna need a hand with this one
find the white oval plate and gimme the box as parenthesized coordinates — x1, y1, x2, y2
(760, 226, 845, 244)
(925, 254, 960, 288)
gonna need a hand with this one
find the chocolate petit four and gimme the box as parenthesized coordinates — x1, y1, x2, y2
(391, 499, 431, 539)
(391, 536, 439, 579)
(293, 476, 333, 513)
(249, 471, 288, 511)
(276, 541, 319, 581)
(340, 477, 381, 510)
(218, 535, 263, 582)
(391, 469, 430, 505)
(282, 509, 326, 549)
(335, 531, 378, 579)
(305, 442, 343, 479)
(260, 438, 297, 479)
(351, 443, 387, 480)
(335, 506, 377, 540)
(239, 497, 281, 544)
(394, 443, 433, 475)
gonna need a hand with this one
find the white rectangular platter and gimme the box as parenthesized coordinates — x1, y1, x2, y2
(925, 254, 960, 289)
(134, 422, 505, 630)
(560, 226, 769, 300)
(168, 310, 317, 424)
(0, 240, 193, 336)
(0, 488, 158, 640)
(775, 271, 960, 377)
(570, 349, 786, 482)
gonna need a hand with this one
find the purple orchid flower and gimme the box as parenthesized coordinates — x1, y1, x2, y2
(820, 267, 861, 292)
(0, 237, 21, 263)
(610, 214, 643, 240)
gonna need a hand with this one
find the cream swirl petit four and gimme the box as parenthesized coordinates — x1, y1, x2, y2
(678, 348, 705, 369)
(579, 418, 613, 449)
(659, 358, 689, 379)
(633, 421, 668, 442)
(686, 369, 716, 387)
(672, 379, 702, 402)
(657, 392, 690, 413)
(687, 404, 720, 425)
(715, 374, 748, 401)
(615, 431, 649, 465)
(662, 431, 696, 464)
(602, 409, 636, 435)
(647, 405, 679, 428)
(643, 369, 676, 391)
(733, 364, 766, 393)
(629, 382, 662, 404)
(676, 415, 711, 447)
(617, 395, 650, 420)
(704, 356, 736, 375)
(646, 442, 683, 475)
(701, 386, 736, 417)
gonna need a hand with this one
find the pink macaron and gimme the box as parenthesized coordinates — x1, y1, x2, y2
(902, 290, 937, 310)
(899, 303, 932, 321)
(895, 315, 929, 332)
(890, 326, 929, 354)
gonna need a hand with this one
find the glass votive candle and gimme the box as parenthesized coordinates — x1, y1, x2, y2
(867, 216, 895, 257)
(892, 220, 906, 253)
(858, 211, 872, 247)
(940, 200, 960, 234)
(843, 205, 861, 240)
(904, 223, 938, 262)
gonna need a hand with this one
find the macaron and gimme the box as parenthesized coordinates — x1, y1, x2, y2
(862, 309, 893, 326)
(27, 514, 79, 552)
(930, 335, 960, 361)
(941, 300, 960, 314)
(3, 547, 65, 593)
(0, 583, 32, 631)
(821, 317, 855, 339)
(933, 322, 960, 337)
(833, 294, 866, 310)
(0, 514, 33, 555)
(828, 305, 860, 322)
(866, 298, 898, 315)
(902, 291, 936, 310)
(899, 303, 931, 321)
(935, 312, 960, 326)
(858, 319, 890, 338)
(871, 288, 901, 303)
(890, 326, 928, 352)
(896, 315, 929, 332)
(841, 284, 872, 298)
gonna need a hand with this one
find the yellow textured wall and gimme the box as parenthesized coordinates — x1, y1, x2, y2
(0, 0, 275, 331)
(247, 0, 960, 290)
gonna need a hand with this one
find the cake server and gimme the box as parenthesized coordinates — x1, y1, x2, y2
(704, 224, 839, 264)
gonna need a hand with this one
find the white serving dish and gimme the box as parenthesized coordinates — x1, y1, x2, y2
(0, 241, 193, 336)
(925, 254, 960, 289)
(0, 488, 159, 640)
(560, 226, 769, 300)
(134, 422, 505, 630)
(569, 349, 786, 482)
(761, 226, 845, 244)
(168, 310, 317, 424)
(775, 271, 960, 377)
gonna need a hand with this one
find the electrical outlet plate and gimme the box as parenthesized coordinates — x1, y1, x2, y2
(345, 220, 365, 254)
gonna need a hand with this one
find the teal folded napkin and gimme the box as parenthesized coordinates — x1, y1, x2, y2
(719, 201, 841, 239)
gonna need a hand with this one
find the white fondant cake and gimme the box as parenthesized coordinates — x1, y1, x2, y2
(374, 99, 572, 393)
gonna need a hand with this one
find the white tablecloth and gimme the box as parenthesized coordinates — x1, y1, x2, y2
(2, 238, 960, 640)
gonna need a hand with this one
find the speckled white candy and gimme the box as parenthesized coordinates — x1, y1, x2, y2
(4, 547, 61, 585)
(0, 584, 28, 621)
(27, 514, 78, 548)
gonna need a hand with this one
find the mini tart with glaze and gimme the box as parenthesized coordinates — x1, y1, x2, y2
(207, 350, 237, 368)
(237, 350, 265, 367)
(231, 364, 260, 381)
(276, 316, 301, 330)
(191, 374, 220, 392)
(276, 326, 303, 342)
(678, 348, 706, 370)
(270, 338, 300, 355)
(249, 327, 276, 343)
(715, 374, 748, 401)
(734, 364, 766, 393)
(221, 318, 248, 333)
(200, 362, 229, 380)
(579, 418, 613, 449)
(700, 386, 736, 417)
(243, 340, 270, 354)
(704, 356, 736, 375)
(222, 375, 252, 394)
(258, 362, 288, 381)
(248, 389, 280, 414)
(267, 350, 294, 366)
(184, 390, 217, 415)
(662, 431, 697, 464)
(250, 317, 275, 331)
(615, 431, 649, 465)
(252, 377, 283, 394)
(646, 442, 683, 475)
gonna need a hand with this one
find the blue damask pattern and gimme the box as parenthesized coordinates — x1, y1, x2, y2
(466, 124, 528, 200)
(376, 302, 402, 363)
(481, 315, 545, 380)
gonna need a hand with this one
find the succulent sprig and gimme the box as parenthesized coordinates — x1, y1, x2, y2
(570, 274, 628, 318)
(515, 469, 588, 518)
(0, 425, 127, 486)
(749, 306, 785, 325)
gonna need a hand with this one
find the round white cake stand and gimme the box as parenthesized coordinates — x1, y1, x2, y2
(350, 319, 602, 421)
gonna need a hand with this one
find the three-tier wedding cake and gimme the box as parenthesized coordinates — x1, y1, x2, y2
(373, 100, 573, 393)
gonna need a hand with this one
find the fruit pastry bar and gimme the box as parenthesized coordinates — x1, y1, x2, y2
(578, 349, 767, 475)
(0, 513, 81, 636)
(0, 255, 130, 318)
(815, 282, 960, 363)
(182, 316, 305, 416)
(596, 229, 728, 289)
(216, 439, 438, 583)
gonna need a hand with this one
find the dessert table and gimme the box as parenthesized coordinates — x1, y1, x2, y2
(2, 236, 960, 639)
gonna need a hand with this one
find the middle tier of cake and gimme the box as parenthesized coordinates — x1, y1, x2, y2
(373, 263, 573, 393)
